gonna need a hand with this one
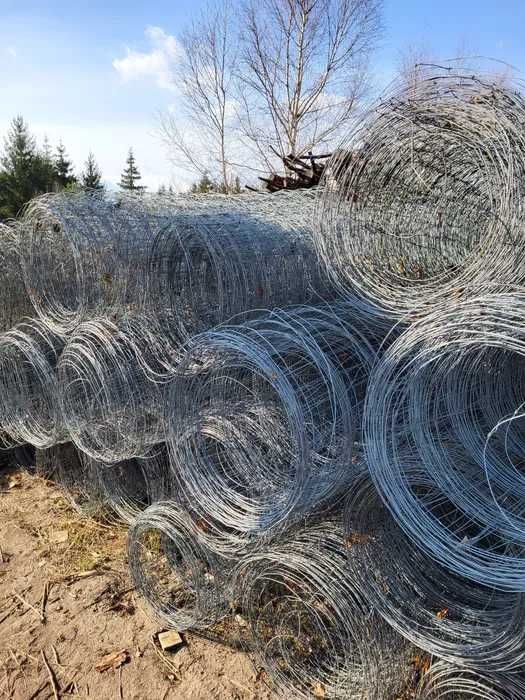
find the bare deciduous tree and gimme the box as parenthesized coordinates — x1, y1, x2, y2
(160, 0, 382, 187)
(238, 0, 383, 171)
(159, 1, 239, 192)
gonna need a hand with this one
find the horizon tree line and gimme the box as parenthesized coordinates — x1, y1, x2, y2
(0, 116, 153, 221)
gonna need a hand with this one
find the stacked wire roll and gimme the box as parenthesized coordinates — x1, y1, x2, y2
(3, 62, 525, 698)
(162, 302, 376, 555)
(364, 292, 525, 592)
(0, 319, 65, 448)
(315, 61, 525, 320)
(19, 188, 332, 337)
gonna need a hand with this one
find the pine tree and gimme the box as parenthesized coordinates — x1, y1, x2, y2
(119, 148, 145, 192)
(81, 152, 103, 190)
(0, 115, 40, 218)
(37, 136, 57, 192)
(157, 184, 167, 195)
(54, 141, 76, 189)
(190, 171, 217, 194)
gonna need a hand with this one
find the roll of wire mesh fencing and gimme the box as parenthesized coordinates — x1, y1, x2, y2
(415, 659, 525, 699)
(77, 444, 176, 525)
(0, 318, 65, 448)
(163, 302, 378, 556)
(147, 188, 333, 340)
(343, 477, 525, 672)
(315, 62, 525, 321)
(0, 222, 35, 330)
(231, 514, 427, 700)
(19, 191, 173, 335)
(58, 313, 181, 463)
(19, 188, 332, 338)
(128, 501, 233, 632)
(364, 291, 525, 592)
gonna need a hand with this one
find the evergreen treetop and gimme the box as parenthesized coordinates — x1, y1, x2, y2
(54, 141, 76, 189)
(119, 148, 145, 192)
(81, 152, 104, 190)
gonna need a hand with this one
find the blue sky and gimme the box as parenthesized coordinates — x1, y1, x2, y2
(1, 0, 524, 189)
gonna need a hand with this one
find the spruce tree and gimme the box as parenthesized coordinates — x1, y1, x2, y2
(0, 115, 39, 218)
(37, 136, 57, 192)
(81, 152, 103, 190)
(157, 184, 167, 195)
(54, 141, 76, 189)
(119, 148, 145, 192)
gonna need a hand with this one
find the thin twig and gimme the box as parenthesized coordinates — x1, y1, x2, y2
(13, 592, 45, 623)
(41, 581, 50, 621)
(40, 649, 60, 700)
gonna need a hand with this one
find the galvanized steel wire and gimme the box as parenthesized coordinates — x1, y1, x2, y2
(163, 302, 377, 555)
(316, 62, 525, 319)
(4, 63, 525, 698)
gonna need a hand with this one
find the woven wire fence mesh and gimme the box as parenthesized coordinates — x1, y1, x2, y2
(3, 62, 525, 698)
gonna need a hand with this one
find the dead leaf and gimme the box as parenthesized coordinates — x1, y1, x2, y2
(95, 649, 130, 673)
(345, 532, 372, 548)
(436, 608, 449, 620)
(313, 681, 326, 698)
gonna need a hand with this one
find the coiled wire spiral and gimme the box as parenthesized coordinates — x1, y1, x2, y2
(415, 660, 525, 699)
(19, 192, 174, 334)
(164, 302, 377, 555)
(20, 189, 331, 337)
(316, 62, 525, 319)
(58, 313, 180, 463)
(364, 291, 525, 591)
(147, 189, 331, 339)
(78, 445, 175, 524)
(128, 501, 232, 631)
(344, 476, 525, 672)
(231, 514, 424, 700)
(0, 222, 34, 331)
(0, 319, 65, 448)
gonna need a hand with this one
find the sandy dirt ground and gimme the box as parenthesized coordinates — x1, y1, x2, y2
(0, 468, 275, 700)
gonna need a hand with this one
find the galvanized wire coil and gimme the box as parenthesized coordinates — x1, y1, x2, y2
(147, 188, 332, 340)
(344, 476, 525, 672)
(58, 313, 179, 463)
(79, 444, 176, 524)
(128, 501, 232, 631)
(364, 291, 525, 591)
(20, 189, 332, 337)
(231, 514, 423, 700)
(164, 302, 377, 555)
(316, 62, 525, 320)
(0, 318, 65, 448)
(415, 660, 525, 699)
(19, 191, 174, 334)
(0, 222, 35, 331)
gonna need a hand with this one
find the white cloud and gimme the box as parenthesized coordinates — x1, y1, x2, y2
(113, 26, 180, 91)
(6, 47, 17, 58)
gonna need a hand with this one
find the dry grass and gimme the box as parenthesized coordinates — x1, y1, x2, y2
(13, 473, 127, 577)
